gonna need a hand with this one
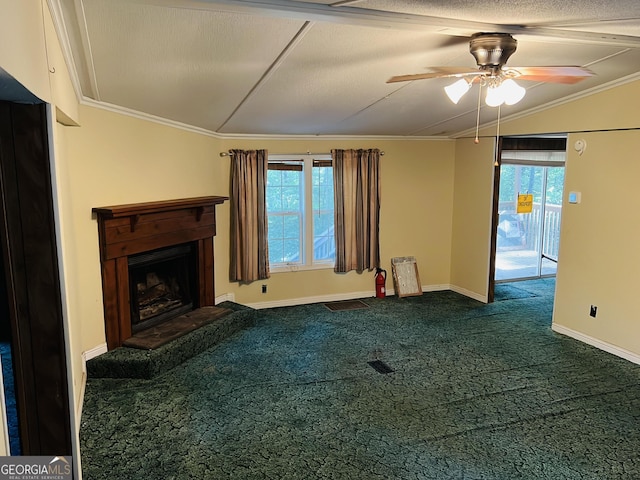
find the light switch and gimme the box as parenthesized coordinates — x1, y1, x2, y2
(568, 191, 581, 204)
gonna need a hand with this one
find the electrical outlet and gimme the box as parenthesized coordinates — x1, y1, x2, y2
(262, 284, 267, 294)
(590, 305, 597, 318)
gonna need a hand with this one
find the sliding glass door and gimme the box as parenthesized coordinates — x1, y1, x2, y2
(495, 151, 565, 282)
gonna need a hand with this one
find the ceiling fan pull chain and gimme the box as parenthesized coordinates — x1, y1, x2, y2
(474, 82, 482, 144)
(494, 105, 501, 166)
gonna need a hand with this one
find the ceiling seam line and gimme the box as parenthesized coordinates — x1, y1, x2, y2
(216, 20, 313, 132)
(582, 48, 632, 68)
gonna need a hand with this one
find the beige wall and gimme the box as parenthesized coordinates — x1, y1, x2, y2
(450, 137, 496, 300)
(489, 79, 640, 137)
(43, 2, 79, 123)
(0, 1, 78, 123)
(0, 0, 50, 102)
(220, 138, 456, 306)
(554, 129, 640, 355)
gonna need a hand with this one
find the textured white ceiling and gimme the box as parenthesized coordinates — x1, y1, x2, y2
(57, 0, 640, 137)
(358, 0, 640, 27)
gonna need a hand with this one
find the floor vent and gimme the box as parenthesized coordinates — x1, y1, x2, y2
(368, 360, 395, 374)
(324, 300, 369, 311)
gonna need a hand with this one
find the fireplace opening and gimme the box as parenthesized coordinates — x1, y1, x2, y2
(128, 243, 197, 333)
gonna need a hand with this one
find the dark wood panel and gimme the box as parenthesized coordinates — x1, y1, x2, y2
(501, 137, 567, 151)
(101, 259, 121, 350)
(99, 206, 216, 230)
(116, 257, 131, 347)
(0, 102, 72, 455)
(197, 238, 215, 306)
(104, 225, 216, 260)
(93, 196, 227, 218)
(103, 213, 215, 246)
(0, 102, 37, 454)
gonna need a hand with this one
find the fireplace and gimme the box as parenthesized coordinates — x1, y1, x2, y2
(93, 196, 228, 350)
(129, 243, 196, 333)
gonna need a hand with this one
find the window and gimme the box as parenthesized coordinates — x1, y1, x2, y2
(266, 155, 335, 270)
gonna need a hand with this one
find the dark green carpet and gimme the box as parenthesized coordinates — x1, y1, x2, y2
(80, 278, 640, 479)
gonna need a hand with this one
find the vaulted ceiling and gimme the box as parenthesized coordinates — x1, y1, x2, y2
(56, 0, 640, 137)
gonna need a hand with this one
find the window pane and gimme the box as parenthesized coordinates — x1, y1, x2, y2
(267, 162, 302, 265)
(268, 216, 283, 240)
(266, 169, 282, 185)
(267, 157, 335, 267)
(283, 215, 300, 239)
(282, 169, 301, 185)
(281, 186, 301, 210)
(313, 212, 335, 261)
(312, 165, 335, 262)
(283, 238, 300, 263)
(313, 212, 333, 236)
(266, 185, 282, 211)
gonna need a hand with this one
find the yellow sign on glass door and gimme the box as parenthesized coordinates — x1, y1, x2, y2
(517, 194, 533, 213)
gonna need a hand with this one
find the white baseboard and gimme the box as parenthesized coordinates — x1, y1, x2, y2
(216, 293, 235, 304)
(246, 290, 375, 309)
(76, 372, 86, 426)
(81, 343, 108, 379)
(77, 343, 106, 429)
(422, 284, 451, 293)
(82, 343, 108, 364)
(552, 323, 640, 366)
(449, 285, 488, 303)
(245, 284, 455, 309)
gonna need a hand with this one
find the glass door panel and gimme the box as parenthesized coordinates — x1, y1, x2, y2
(540, 166, 564, 276)
(496, 162, 564, 281)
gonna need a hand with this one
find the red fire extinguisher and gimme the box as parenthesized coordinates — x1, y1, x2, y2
(375, 267, 387, 298)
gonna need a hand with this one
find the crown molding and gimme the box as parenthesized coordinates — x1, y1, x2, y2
(80, 97, 450, 141)
(80, 97, 225, 138)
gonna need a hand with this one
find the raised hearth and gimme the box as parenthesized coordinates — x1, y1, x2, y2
(123, 305, 232, 350)
(86, 301, 258, 379)
(93, 196, 227, 350)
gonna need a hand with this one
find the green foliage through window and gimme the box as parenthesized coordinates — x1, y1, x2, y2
(266, 157, 335, 267)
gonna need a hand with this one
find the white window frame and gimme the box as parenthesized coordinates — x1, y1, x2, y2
(268, 154, 334, 273)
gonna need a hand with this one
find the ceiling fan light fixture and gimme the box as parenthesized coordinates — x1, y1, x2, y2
(485, 84, 505, 107)
(501, 79, 526, 105)
(484, 79, 526, 107)
(444, 78, 471, 104)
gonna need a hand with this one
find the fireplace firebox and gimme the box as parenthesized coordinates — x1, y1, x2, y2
(128, 243, 196, 333)
(93, 196, 228, 350)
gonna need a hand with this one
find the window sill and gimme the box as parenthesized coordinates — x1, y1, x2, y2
(270, 263, 334, 273)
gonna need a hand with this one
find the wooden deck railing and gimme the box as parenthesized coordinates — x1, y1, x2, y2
(498, 202, 562, 258)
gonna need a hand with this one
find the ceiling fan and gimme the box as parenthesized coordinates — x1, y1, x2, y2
(387, 33, 595, 107)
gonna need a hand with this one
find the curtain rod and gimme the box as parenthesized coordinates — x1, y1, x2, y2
(219, 150, 384, 157)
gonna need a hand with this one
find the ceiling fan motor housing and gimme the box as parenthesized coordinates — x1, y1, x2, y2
(470, 33, 517, 72)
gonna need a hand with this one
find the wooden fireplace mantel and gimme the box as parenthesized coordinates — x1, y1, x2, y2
(93, 196, 228, 350)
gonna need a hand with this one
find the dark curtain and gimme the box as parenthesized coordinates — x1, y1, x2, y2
(229, 149, 270, 281)
(331, 148, 381, 273)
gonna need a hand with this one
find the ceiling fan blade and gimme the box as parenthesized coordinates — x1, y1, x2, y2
(387, 67, 482, 84)
(509, 66, 595, 84)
